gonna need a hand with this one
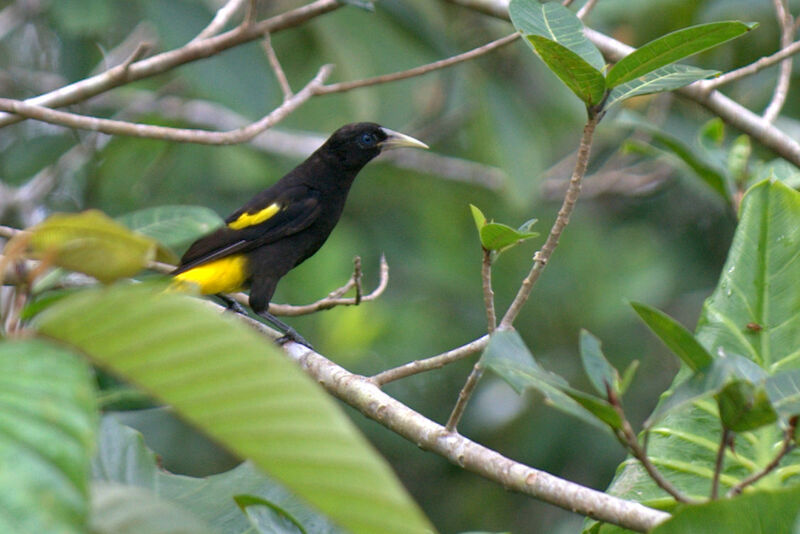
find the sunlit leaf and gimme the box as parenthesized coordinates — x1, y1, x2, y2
(480, 222, 538, 252)
(469, 204, 486, 231)
(36, 284, 435, 534)
(606, 21, 756, 87)
(28, 210, 173, 283)
(0, 340, 96, 534)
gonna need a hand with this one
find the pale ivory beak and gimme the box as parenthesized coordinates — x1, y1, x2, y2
(379, 128, 429, 150)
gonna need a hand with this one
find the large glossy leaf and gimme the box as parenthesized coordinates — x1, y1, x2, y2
(606, 64, 719, 110)
(588, 181, 800, 533)
(525, 35, 606, 106)
(117, 205, 223, 253)
(92, 416, 343, 534)
(0, 339, 96, 534)
(606, 21, 755, 87)
(650, 484, 800, 534)
(509, 0, 605, 70)
(36, 284, 435, 534)
(28, 210, 174, 283)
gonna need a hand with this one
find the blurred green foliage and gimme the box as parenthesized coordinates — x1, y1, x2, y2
(2, 0, 798, 532)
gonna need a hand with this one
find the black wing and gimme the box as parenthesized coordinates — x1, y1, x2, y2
(173, 185, 321, 274)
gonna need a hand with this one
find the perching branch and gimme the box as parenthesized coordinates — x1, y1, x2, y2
(0, 65, 332, 144)
(704, 39, 800, 90)
(191, 0, 250, 43)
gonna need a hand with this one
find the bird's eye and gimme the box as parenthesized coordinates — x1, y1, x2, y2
(359, 132, 377, 147)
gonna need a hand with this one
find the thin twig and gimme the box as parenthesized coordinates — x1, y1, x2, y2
(710, 428, 731, 499)
(500, 113, 599, 329)
(481, 249, 496, 333)
(727, 421, 797, 497)
(446, 362, 485, 431)
(262, 33, 293, 100)
(763, 0, 794, 123)
(191, 0, 250, 42)
(371, 335, 490, 386)
(314, 32, 519, 95)
(0, 0, 342, 129)
(703, 39, 800, 90)
(0, 65, 332, 144)
(353, 256, 363, 305)
(609, 391, 698, 504)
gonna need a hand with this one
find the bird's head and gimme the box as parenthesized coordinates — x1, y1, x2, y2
(321, 122, 428, 170)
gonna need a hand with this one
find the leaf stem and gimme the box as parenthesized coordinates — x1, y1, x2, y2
(710, 427, 731, 499)
(727, 420, 797, 497)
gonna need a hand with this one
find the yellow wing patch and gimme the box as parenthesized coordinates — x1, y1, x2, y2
(173, 254, 249, 295)
(228, 203, 281, 230)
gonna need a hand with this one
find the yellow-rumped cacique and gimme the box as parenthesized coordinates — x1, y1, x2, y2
(173, 122, 428, 346)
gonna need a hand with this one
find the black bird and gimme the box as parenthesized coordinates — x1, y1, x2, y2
(173, 122, 428, 346)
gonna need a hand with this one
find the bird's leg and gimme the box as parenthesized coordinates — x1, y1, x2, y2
(216, 293, 249, 315)
(256, 309, 313, 349)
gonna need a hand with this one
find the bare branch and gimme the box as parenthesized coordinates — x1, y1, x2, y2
(314, 32, 520, 95)
(262, 33, 293, 100)
(446, 362, 485, 431)
(0, 65, 332, 144)
(577, 0, 600, 19)
(710, 428, 731, 499)
(372, 335, 490, 386)
(705, 39, 800, 90)
(191, 0, 250, 42)
(481, 249, 496, 334)
(0, 0, 342, 129)
(763, 0, 794, 123)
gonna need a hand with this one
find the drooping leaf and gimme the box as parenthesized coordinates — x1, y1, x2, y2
(525, 35, 606, 106)
(579, 329, 619, 396)
(483, 330, 615, 435)
(631, 301, 714, 371)
(36, 284, 435, 534)
(617, 111, 730, 202)
(92, 416, 345, 534)
(606, 21, 756, 87)
(606, 64, 719, 109)
(509, 0, 605, 70)
(0, 340, 96, 534)
(117, 205, 223, 254)
(649, 484, 800, 534)
(27, 210, 174, 283)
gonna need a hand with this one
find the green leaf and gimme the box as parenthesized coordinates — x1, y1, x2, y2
(619, 360, 640, 395)
(480, 222, 538, 251)
(235, 495, 307, 534)
(606, 64, 719, 109)
(482, 330, 616, 435)
(644, 352, 766, 428)
(525, 35, 606, 106)
(727, 135, 752, 185)
(92, 416, 345, 534)
(631, 301, 714, 371)
(606, 21, 756, 87)
(592, 181, 800, 529)
(650, 484, 800, 534)
(36, 284, 435, 534)
(579, 329, 619, 396)
(766, 370, 800, 422)
(716, 379, 777, 432)
(699, 118, 726, 149)
(509, 0, 605, 70)
(469, 204, 486, 231)
(0, 339, 96, 534)
(90, 482, 217, 534)
(28, 210, 174, 283)
(117, 205, 223, 254)
(563, 389, 623, 429)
